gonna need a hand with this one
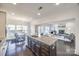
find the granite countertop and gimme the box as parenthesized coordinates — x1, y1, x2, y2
(30, 36, 57, 46)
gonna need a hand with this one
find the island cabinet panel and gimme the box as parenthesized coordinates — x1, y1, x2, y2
(27, 36, 57, 56)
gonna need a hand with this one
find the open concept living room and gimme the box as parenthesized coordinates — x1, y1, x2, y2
(0, 3, 79, 56)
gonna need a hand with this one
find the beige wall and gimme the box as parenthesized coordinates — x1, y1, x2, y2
(6, 19, 29, 25)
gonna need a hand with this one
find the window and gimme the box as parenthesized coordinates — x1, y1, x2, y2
(7, 25, 15, 31)
(16, 25, 22, 30)
(44, 26, 50, 35)
(22, 26, 28, 31)
(22, 25, 28, 33)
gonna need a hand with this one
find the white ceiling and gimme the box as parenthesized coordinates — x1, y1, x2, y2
(0, 3, 78, 22)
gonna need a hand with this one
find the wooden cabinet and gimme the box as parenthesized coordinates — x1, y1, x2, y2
(0, 11, 6, 40)
(0, 11, 6, 56)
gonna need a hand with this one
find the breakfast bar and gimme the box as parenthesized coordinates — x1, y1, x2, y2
(27, 35, 57, 56)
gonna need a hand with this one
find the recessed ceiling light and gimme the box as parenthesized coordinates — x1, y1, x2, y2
(12, 3, 16, 5)
(37, 13, 41, 15)
(11, 13, 15, 15)
(56, 3, 60, 5)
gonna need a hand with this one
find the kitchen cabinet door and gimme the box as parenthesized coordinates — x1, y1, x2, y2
(0, 11, 6, 40)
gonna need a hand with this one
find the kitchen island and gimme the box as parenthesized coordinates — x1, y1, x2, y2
(27, 35, 57, 56)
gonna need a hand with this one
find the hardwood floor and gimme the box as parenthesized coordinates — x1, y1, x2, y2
(5, 41, 34, 56)
(5, 39, 75, 56)
(56, 40, 75, 56)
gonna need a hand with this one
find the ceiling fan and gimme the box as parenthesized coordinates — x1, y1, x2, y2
(38, 6, 43, 10)
(37, 6, 43, 15)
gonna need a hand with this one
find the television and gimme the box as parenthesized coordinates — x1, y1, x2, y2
(51, 31, 53, 34)
(59, 30, 64, 34)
